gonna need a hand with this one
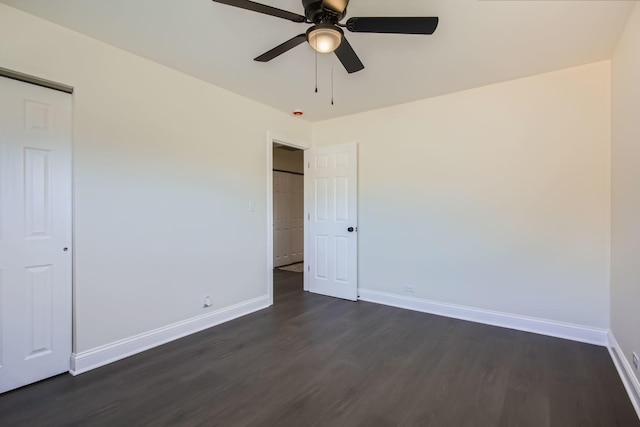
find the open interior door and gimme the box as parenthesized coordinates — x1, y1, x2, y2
(305, 143, 358, 301)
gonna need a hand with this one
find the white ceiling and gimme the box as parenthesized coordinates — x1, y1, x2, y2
(2, 0, 634, 121)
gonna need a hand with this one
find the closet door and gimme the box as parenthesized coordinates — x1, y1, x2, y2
(273, 171, 304, 267)
(273, 171, 292, 267)
(0, 77, 72, 393)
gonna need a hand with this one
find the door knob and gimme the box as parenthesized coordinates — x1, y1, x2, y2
(347, 227, 354, 232)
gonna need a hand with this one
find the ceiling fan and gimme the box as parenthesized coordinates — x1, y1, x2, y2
(211, 0, 439, 73)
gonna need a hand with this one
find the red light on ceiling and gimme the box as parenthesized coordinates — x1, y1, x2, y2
(292, 110, 304, 116)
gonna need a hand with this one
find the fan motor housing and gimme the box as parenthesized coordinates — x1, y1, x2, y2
(302, 0, 346, 23)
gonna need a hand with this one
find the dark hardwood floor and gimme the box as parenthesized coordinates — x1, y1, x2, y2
(1, 269, 638, 426)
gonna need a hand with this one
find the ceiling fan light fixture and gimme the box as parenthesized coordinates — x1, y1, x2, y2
(307, 25, 343, 53)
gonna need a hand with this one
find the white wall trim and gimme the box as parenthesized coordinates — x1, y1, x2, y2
(608, 332, 640, 419)
(266, 134, 275, 306)
(70, 295, 270, 375)
(358, 289, 608, 346)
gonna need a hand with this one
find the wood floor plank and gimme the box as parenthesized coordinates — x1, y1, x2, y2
(499, 333, 551, 427)
(0, 269, 637, 426)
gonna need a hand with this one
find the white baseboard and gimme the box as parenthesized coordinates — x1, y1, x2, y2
(608, 332, 640, 419)
(358, 289, 608, 346)
(70, 295, 270, 375)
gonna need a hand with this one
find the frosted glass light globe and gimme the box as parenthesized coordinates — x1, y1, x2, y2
(308, 27, 343, 53)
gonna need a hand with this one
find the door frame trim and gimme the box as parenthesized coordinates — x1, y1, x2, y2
(266, 132, 310, 305)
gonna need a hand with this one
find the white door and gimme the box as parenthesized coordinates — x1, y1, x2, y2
(290, 174, 304, 264)
(0, 77, 72, 393)
(305, 143, 358, 301)
(273, 171, 291, 267)
(273, 171, 304, 267)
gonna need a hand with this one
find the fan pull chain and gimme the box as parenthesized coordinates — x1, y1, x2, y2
(314, 42, 318, 93)
(331, 67, 334, 105)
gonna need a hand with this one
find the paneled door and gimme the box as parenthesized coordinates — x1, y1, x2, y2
(273, 171, 291, 267)
(273, 171, 303, 267)
(305, 143, 358, 301)
(0, 77, 72, 393)
(290, 173, 304, 264)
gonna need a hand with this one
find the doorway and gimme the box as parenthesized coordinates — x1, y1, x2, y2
(271, 142, 305, 302)
(266, 136, 359, 304)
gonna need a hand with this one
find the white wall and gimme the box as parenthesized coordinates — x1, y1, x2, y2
(0, 4, 311, 352)
(611, 3, 640, 383)
(273, 147, 304, 174)
(0, 1, 619, 360)
(313, 62, 611, 329)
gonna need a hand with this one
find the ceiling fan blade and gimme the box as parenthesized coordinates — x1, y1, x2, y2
(346, 17, 439, 35)
(322, 0, 349, 14)
(211, 0, 306, 23)
(254, 34, 307, 62)
(334, 37, 364, 74)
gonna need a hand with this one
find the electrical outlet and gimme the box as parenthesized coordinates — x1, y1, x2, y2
(203, 296, 212, 308)
(633, 352, 639, 371)
(403, 285, 415, 294)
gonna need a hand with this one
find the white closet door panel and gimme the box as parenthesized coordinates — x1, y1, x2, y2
(273, 170, 304, 267)
(0, 77, 72, 394)
(290, 174, 304, 264)
(273, 171, 291, 267)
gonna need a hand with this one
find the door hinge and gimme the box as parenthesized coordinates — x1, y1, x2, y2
(308, 162, 310, 169)
(308, 265, 310, 272)
(308, 213, 310, 220)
